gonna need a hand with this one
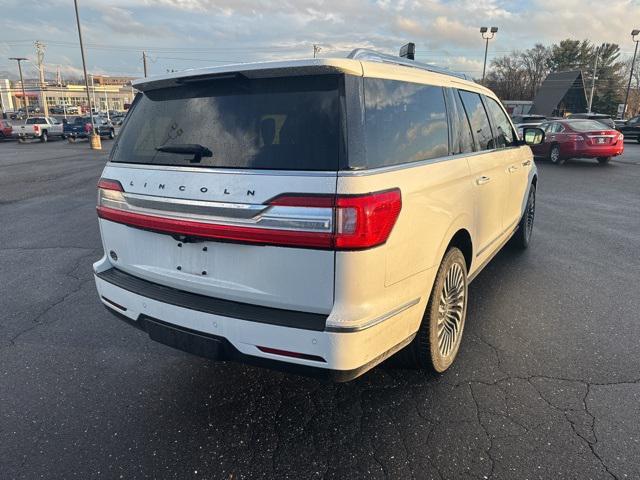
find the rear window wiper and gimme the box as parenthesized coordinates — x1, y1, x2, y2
(155, 144, 213, 163)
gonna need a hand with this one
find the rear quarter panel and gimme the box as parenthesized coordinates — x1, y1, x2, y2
(331, 156, 474, 332)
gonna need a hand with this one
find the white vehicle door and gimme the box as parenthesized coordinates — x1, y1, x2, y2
(483, 96, 532, 229)
(457, 90, 510, 258)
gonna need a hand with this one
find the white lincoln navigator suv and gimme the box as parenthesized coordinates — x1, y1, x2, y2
(94, 49, 543, 381)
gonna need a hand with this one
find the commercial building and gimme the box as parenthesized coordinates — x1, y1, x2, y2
(0, 75, 138, 115)
(530, 71, 588, 117)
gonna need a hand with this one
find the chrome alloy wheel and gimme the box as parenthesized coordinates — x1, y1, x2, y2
(550, 146, 560, 163)
(437, 262, 466, 357)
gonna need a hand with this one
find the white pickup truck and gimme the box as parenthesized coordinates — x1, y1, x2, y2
(16, 117, 65, 143)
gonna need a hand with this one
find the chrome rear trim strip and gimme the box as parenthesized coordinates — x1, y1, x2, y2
(124, 193, 266, 220)
(99, 190, 333, 233)
(325, 298, 421, 333)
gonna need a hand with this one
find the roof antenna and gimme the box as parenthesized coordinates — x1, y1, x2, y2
(399, 43, 415, 60)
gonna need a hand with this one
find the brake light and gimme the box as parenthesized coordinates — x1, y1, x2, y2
(269, 189, 402, 249)
(33, 125, 39, 132)
(97, 178, 123, 191)
(96, 177, 401, 250)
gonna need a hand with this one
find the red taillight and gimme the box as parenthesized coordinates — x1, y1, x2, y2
(33, 125, 39, 132)
(268, 189, 402, 250)
(96, 207, 334, 248)
(97, 178, 124, 191)
(97, 178, 401, 250)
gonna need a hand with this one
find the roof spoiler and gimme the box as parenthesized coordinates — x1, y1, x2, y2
(347, 48, 471, 81)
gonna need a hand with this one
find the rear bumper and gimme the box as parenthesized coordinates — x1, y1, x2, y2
(94, 262, 419, 381)
(562, 144, 624, 158)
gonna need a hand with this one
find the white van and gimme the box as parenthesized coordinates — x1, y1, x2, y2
(94, 50, 543, 381)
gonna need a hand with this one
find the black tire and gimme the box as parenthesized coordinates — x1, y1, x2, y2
(108, 129, 115, 140)
(40, 131, 48, 143)
(548, 144, 563, 164)
(636, 137, 640, 144)
(400, 247, 468, 373)
(18, 137, 26, 144)
(597, 156, 611, 164)
(511, 184, 536, 249)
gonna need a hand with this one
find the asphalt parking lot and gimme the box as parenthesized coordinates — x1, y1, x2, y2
(1, 138, 639, 480)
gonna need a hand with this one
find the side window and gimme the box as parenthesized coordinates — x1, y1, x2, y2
(483, 96, 516, 148)
(446, 88, 475, 154)
(458, 90, 494, 151)
(364, 78, 449, 168)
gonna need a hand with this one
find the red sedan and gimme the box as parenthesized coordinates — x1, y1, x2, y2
(0, 119, 12, 140)
(531, 119, 624, 165)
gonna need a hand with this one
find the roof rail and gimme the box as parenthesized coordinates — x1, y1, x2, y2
(347, 48, 471, 81)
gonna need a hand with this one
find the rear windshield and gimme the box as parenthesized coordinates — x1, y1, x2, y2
(568, 120, 612, 132)
(111, 75, 342, 170)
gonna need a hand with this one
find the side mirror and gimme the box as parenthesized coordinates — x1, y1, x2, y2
(522, 127, 545, 146)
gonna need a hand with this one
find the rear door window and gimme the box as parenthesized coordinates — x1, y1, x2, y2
(458, 91, 494, 150)
(111, 75, 343, 171)
(483, 96, 516, 148)
(445, 88, 474, 154)
(364, 79, 448, 168)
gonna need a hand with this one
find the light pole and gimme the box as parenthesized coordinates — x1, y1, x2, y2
(588, 43, 605, 114)
(622, 29, 640, 120)
(480, 27, 498, 83)
(72, 0, 97, 147)
(9, 57, 29, 118)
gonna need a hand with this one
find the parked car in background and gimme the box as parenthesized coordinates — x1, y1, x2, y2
(567, 113, 616, 130)
(64, 115, 115, 140)
(16, 117, 65, 142)
(511, 114, 546, 137)
(532, 119, 623, 164)
(66, 105, 80, 115)
(49, 105, 68, 115)
(94, 52, 542, 380)
(0, 120, 13, 140)
(618, 115, 640, 142)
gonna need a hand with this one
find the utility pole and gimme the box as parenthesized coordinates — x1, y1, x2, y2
(588, 44, 604, 114)
(480, 27, 498, 83)
(9, 57, 29, 118)
(90, 74, 97, 112)
(142, 51, 148, 77)
(313, 45, 321, 59)
(34, 40, 49, 116)
(622, 29, 640, 120)
(103, 84, 109, 120)
(73, 0, 98, 148)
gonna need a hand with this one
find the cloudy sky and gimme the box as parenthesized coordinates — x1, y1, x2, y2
(1, 0, 639, 80)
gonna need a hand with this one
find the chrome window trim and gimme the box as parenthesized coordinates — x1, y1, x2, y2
(338, 145, 525, 177)
(109, 145, 526, 179)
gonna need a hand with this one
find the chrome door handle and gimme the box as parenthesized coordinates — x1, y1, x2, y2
(522, 159, 532, 167)
(508, 165, 519, 173)
(476, 175, 491, 185)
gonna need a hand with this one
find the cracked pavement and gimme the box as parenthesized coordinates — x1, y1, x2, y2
(1, 140, 639, 479)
